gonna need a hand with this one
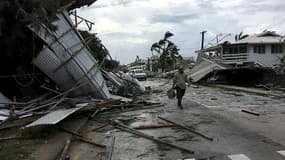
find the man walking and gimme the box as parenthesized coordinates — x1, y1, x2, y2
(173, 68, 189, 109)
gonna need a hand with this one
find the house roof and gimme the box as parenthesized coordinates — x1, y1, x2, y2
(232, 31, 285, 44)
(195, 31, 285, 53)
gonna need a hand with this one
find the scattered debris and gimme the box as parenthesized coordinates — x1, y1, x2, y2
(87, 124, 109, 133)
(111, 120, 195, 154)
(25, 107, 83, 127)
(188, 58, 226, 83)
(241, 110, 260, 116)
(60, 127, 106, 148)
(158, 116, 214, 141)
(30, 10, 110, 99)
(59, 139, 71, 160)
(133, 124, 177, 130)
(106, 136, 116, 160)
(0, 135, 25, 141)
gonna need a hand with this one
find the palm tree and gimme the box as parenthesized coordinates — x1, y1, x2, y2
(150, 31, 181, 71)
(235, 32, 249, 41)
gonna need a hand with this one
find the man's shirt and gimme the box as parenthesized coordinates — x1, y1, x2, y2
(173, 72, 187, 89)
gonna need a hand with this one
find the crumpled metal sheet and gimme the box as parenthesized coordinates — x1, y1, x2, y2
(0, 93, 11, 122)
(25, 107, 82, 127)
(30, 10, 110, 99)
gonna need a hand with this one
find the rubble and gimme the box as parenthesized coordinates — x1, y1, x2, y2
(158, 116, 214, 141)
(0, 2, 153, 159)
(241, 109, 260, 116)
(1, 1, 284, 160)
(110, 120, 195, 154)
(30, 10, 110, 99)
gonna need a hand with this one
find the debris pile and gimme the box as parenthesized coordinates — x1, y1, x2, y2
(0, 89, 163, 159)
(0, 2, 153, 159)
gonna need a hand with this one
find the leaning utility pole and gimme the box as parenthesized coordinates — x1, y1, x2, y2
(200, 30, 207, 50)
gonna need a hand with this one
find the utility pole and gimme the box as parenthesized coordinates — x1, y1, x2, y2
(200, 30, 207, 50)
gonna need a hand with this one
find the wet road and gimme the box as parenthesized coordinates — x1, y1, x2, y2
(73, 79, 285, 160)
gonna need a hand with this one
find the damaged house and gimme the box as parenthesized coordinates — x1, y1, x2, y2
(190, 31, 285, 86)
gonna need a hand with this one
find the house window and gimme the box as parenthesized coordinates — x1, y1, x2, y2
(254, 45, 265, 54)
(271, 44, 283, 54)
(239, 46, 247, 53)
(233, 47, 238, 54)
(224, 46, 247, 54)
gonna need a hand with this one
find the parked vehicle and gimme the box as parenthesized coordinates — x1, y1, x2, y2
(129, 69, 147, 81)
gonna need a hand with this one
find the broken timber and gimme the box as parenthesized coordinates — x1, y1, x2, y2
(241, 110, 260, 116)
(111, 120, 194, 154)
(133, 124, 177, 130)
(158, 116, 214, 141)
(59, 139, 71, 160)
(87, 124, 108, 133)
(0, 135, 25, 141)
(60, 127, 106, 148)
(106, 136, 115, 160)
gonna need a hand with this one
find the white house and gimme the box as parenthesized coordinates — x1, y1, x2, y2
(197, 31, 285, 68)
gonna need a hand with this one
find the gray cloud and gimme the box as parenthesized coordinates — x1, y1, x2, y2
(88, 0, 149, 9)
(78, 0, 285, 64)
(149, 13, 200, 24)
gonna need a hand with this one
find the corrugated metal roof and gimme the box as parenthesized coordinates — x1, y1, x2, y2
(25, 107, 82, 127)
(233, 34, 284, 44)
(189, 58, 226, 82)
(30, 11, 110, 99)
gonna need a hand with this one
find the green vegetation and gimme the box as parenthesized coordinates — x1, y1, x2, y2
(80, 30, 119, 70)
(151, 31, 182, 71)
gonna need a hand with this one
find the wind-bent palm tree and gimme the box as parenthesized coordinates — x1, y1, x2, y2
(235, 32, 249, 41)
(150, 31, 182, 71)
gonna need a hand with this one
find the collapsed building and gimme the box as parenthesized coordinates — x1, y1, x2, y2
(0, 0, 103, 99)
(0, 0, 145, 100)
(0, 0, 145, 125)
(190, 31, 285, 86)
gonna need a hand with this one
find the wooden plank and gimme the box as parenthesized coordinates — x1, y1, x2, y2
(59, 127, 106, 148)
(59, 139, 71, 160)
(158, 116, 213, 141)
(133, 124, 177, 130)
(111, 121, 194, 154)
(87, 124, 108, 133)
(0, 136, 25, 141)
(241, 110, 260, 116)
(40, 85, 61, 94)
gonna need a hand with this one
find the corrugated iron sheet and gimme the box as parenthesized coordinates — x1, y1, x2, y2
(25, 107, 82, 127)
(189, 58, 226, 82)
(30, 10, 110, 99)
(0, 93, 10, 122)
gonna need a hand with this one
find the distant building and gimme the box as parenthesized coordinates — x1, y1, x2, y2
(128, 56, 147, 71)
(196, 31, 285, 68)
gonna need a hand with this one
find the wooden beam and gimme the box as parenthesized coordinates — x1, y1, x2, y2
(133, 124, 177, 130)
(40, 85, 61, 94)
(0, 136, 25, 141)
(59, 139, 71, 160)
(111, 121, 194, 154)
(59, 127, 106, 148)
(158, 116, 214, 141)
(241, 110, 260, 116)
(59, 1, 76, 11)
(87, 124, 108, 133)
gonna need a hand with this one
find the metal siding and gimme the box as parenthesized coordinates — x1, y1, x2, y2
(30, 10, 110, 99)
(25, 107, 82, 127)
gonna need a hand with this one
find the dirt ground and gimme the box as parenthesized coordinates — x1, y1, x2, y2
(1, 78, 285, 160)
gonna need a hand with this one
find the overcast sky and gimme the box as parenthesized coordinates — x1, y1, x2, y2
(77, 0, 285, 64)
